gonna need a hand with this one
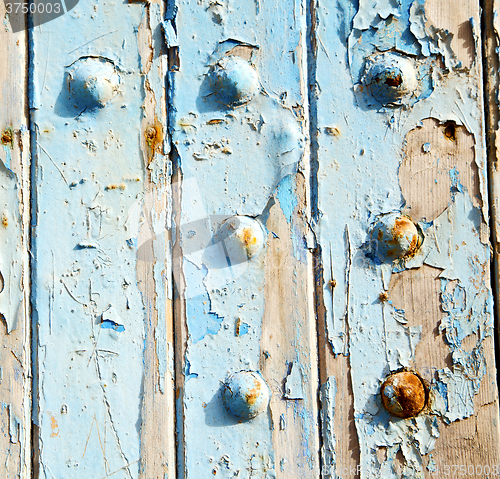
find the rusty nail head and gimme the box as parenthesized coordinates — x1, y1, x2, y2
(222, 371, 271, 420)
(216, 216, 266, 264)
(380, 371, 427, 419)
(363, 53, 418, 106)
(145, 126, 156, 139)
(372, 213, 421, 262)
(1, 128, 13, 147)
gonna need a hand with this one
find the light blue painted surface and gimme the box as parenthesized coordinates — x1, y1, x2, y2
(26, 0, 498, 476)
(30, 2, 147, 477)
(314, 0, 492, 476)
(169, 0, 312, 476)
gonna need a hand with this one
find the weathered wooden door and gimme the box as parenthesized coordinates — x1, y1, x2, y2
(2, 0, 500, 477)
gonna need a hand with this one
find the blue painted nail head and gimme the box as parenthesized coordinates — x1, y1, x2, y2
(68, 57, 120, 109)
(211, 56, 259, 107)
(222, 371, 271, 420)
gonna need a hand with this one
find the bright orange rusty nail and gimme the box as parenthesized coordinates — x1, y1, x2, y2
(380, 371, 427, 419)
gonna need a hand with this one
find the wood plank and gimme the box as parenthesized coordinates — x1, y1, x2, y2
(29, 2, 174, 477)
(136, 2, 176, 478)
(259, 173, 320, 477)
(0, 7, 31, 479)
(169, 0, 320, 476)
(313, 0, 500, 477)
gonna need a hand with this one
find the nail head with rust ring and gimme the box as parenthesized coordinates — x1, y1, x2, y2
(363, 53, 418, 106)
(380, 371, 427, 419)
(210, 56, 259, 107)
(222, 371, 271, 420)
(216, 216, 266, 264)
(371, 213, 421, 262)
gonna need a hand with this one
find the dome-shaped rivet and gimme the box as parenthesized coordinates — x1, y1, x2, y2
(371, 213, 420, 262)
(216, 216, 266, 263)
(363, 53, 418, 106)
(381, 371, 427, 419)
(68, 57, 120, 109)
(222, 371, 270, 420)
(210, 56, 259, 107)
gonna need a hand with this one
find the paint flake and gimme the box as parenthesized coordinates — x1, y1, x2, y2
(320, 377, 337, 478)
(284, 362, 304, 400)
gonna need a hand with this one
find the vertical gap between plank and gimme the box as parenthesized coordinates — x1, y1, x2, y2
(305, 0, 326, 475)
(27, 6, 40, 477)
(481, 0, 500, 390)
(21, 6, 33, 478)
(164, 3, 183, 477)
(164, 0, 185, 472)
(307, 0, 319, 225)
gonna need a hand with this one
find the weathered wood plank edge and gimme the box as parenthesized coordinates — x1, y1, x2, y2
(0, 6, 32, 478)
(137, 1, 177, 477)
(163, 5, 185, 475)
(483, 0, 500, 369)
(27, 15, 39, 477)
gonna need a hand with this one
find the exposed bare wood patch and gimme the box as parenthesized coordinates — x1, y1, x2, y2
(260, 195, 320, 477)
(426, 0, 476, 69)
(401, 118, 481, 222)
(0, 5, 31, 477)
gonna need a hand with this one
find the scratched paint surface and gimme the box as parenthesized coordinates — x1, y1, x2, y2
(25, 0, 500, 477)
(0, 136, 27, 479)
(314, 0, 493, 477)
(30, 2, 148, 477)
(168, 0, 316, 477)
(0, 152, 23, 333)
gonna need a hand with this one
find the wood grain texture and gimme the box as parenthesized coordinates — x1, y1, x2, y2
(137, 2, 176, 478)
(425, 0, 476, 70)
(259, 173, 320, 477)
(0, 7, 31, 479)
(484, 0, 500, 354)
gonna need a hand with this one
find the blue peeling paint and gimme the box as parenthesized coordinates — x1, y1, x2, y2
(126, 237, 138, 249)
(184, 359, 199, 381)
(236, 321, 250, 336)
(100, 320, 125, 333)
(2, 145, 12, 171)
(186, 292, 224, 343)
(31, 1, 147, 476)
(276, 175, 297, 224)
(449, 167, 465, 194)
(315, 0, 491, 475)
